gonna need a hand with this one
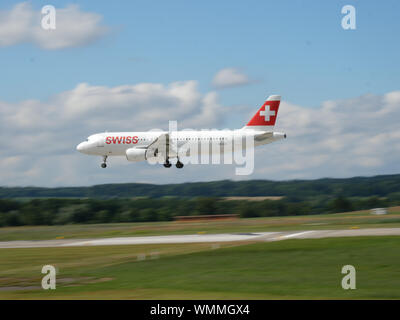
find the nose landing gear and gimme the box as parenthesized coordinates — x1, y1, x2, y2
(101, 156, 108, 168)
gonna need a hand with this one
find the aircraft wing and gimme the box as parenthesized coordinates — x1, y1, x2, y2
(145, 133, 170, 161)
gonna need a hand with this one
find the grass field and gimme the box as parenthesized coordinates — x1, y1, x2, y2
(1, 236, 399, 299)
(1, 207, 400, 241)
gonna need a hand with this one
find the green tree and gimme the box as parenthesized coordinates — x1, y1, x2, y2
(195, 197, 218, 215)
(331, 196, 353, 213)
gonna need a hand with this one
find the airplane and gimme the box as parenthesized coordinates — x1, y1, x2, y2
(76, 94, 286, 168)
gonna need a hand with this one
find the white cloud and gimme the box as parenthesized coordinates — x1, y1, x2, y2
(0, 81, 400, 186)
(0, 80, 226, 158)
(0, 2, 109, 49)
(212, 68, 252, 89)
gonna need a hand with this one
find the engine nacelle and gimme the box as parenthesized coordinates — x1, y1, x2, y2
(126, 148, 147, 162)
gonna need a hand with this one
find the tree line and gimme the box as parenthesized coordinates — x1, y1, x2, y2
(0, 195, 396, 227)
(1, 174, 400, 199)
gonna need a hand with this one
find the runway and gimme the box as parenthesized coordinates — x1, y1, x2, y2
(0, 227, 399, 249)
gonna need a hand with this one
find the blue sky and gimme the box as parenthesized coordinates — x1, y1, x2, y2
(1, 1, 400, 186)
(1, 0, 399, 108)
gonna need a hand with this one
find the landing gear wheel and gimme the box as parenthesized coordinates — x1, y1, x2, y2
(101, 155, 108, 168)
(176, 161, 184, 169)
(163, 162, 172, 168)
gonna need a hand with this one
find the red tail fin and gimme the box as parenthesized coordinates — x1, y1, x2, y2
(244, 95, 281, 131)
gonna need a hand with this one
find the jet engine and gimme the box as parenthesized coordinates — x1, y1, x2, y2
(126, 148, 147, 162)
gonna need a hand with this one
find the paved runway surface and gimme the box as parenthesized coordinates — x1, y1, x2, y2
(0, 228, 399, 249)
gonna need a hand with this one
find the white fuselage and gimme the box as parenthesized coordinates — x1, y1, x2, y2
(76, 94, 285, 168)
(76, 129, 286, 159)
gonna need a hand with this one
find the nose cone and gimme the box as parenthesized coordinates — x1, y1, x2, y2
(76, 142, 86, 153)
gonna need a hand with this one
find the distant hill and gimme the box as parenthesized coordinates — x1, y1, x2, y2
(1, 174, 400, 199)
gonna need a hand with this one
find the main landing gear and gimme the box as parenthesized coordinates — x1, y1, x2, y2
(176, 160, 184, 169)
(163, 159, 184, 169)
(163, 159, 172, 168)
(101, 156, 108, 168)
